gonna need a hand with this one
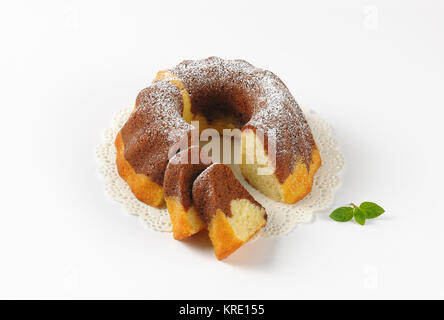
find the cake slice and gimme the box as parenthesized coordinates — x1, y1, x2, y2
(163, 146, 212, 240)
(192, 164, 267, 260)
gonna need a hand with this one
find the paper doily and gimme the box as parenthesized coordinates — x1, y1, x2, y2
(96, 107, 343, 238)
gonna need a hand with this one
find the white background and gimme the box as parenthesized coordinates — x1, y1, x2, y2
(1, 0, 443, 299)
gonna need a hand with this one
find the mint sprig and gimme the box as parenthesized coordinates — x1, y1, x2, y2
(329, 202, 385, 225)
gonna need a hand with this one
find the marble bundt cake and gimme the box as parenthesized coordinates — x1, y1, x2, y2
(163, 146, 212, 240)
(115, 57, 321, 207)
(192, 164, 267, 260)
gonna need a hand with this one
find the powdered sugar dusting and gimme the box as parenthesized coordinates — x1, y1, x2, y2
(122, 57, 317, 184)
(171, 57, 316, 180)
(98, 104, 343, 236)
(121, 81, 193, 184)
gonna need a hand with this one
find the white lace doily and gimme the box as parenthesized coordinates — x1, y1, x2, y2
(96, 107, 343, 238)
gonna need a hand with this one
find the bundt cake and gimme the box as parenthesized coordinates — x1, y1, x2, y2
(115, 57, 321, 207)
(192, 164, 267, 260)
(163, 146, 212, 240)
(115, 81, 192, 207)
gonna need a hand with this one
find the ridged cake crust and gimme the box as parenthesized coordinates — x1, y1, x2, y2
(192, 164, 263, 223)
(170, 57, 317, 182)
(116, 57, 321, 206)
(164, 146, 212, 211)
(163, 146, 211, 240)
(120, 81, 192, 185)
(192, 164, 267, 260)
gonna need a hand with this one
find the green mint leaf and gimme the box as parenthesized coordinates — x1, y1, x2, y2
(329, 207, 354, 222)
(353, 207, 366, 225)
(360, 202, 385, 219)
